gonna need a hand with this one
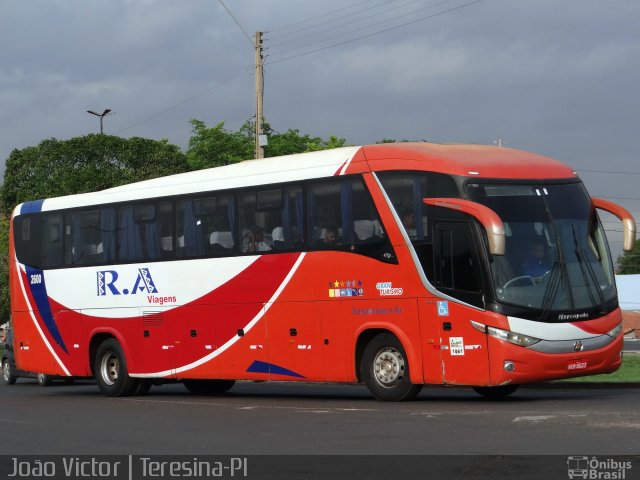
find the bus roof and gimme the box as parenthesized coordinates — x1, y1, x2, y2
(361, 142, 577, 179)
(16, 142, 577, 214)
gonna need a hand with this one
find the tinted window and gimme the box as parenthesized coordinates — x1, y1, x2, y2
(118, 201, 172, 262)
(177, 194, 234, 258)
(65, 209, 117, 266)
(434, 222, 484, 308)
(307, 177, 396, 263)
(14, 215, 42, 268)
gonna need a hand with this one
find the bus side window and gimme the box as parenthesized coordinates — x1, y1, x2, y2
(65, 209, 114, 266)
(117, 201, 172, 262)
(177, 194, 235, 258)
(307, 177, 396, 263)
(117, 206, 144, 262)
(177, 198, 204, 258)
(307, 180, 345, 249)
(206, 194, 235, 257)
(155, 201, 174, 259)
(41, 214, 63, 268)
(433, 222, 484, 308)
(278, 186, 304, 251)
(239, 189, 277, 254)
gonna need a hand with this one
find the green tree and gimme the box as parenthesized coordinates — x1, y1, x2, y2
(186, 119, 346, 169)
(617, 240, 640, 274)
(186, 120, 252, 170)
(261, 127, 346, 156)
(1, 134, 188, 216)
(0, 134, 188, 320)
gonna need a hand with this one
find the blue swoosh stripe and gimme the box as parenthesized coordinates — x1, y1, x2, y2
(246, 360, 305, 378)
(25, 266, 68, 354)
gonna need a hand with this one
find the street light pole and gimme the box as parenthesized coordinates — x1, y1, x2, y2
(87, 109, 114, 134)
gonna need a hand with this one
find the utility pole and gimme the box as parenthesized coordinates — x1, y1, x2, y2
(254, 31, 265, 159)
(218, 2, 266, 159)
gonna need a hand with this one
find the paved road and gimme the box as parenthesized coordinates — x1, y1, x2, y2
(624, 338, 640, 352)
(0, 380, 638, 456)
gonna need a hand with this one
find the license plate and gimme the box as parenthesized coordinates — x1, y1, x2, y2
(567, 360, 588, 371)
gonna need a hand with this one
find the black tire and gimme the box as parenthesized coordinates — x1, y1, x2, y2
(183, 379, 235, 395)
(93, 339, 139, 397)
(473, 385, 519, 399)
(2, 359, 16, 385)
(37, 373, 52, 386)
(360, 333, 422, 401)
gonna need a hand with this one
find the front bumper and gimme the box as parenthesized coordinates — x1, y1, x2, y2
(486, 332, 623, 385)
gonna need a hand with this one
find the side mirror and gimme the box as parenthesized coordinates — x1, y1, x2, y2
(592, 197, 636, 251)
(423, 198, 505, 255)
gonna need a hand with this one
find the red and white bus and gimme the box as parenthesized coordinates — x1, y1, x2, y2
(7, 142, 636, 400)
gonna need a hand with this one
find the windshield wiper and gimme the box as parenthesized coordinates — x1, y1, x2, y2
(538, 232, 571, 321)
(538, 261, 563, 321)
(571, 223, 606, 314)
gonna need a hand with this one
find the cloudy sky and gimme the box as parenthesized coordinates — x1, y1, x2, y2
(1, 0, 639, 256)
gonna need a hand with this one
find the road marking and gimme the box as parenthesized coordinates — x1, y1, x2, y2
(513, 415, 557, 423)
(335, 408, 376, 412)
(123, 397, 380, 414)
(0, 417, 46, 426)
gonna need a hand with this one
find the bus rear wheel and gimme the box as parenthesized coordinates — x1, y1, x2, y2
(183, 379, 235, 395)
(2, 359, 16, 385)
(94, 339, 138, 397)
(361, 333, 422, 401)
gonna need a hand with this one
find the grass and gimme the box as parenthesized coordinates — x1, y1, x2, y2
(562, 354, 640, 383)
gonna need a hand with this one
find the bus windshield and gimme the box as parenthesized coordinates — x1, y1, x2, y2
(467, 182, 617, 318)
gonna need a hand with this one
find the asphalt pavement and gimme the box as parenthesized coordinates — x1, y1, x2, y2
(623, 338, 639, 352)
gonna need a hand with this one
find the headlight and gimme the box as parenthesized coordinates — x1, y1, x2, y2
(486, 326, 540, 347)
(606, 323, 622, 338)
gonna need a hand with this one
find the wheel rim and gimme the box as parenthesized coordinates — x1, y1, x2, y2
(3, 362, 9, 382)
(373, 347, 405, 388)
(37, 373, 46, 384)
(99, 352, 119, 386)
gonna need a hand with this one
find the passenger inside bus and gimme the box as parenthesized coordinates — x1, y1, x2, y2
(242, 226, 271, 253)
(210, 231, 234, 255)
(271, 227, 287, 250)
(400, 208, 417, 239)
(319, 226, 340, 247)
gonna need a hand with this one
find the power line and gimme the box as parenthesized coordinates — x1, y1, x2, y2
(267, 0, 483, 66)
(268, 0, 423, 46)
(218, 0, 253, 46)
(269, 0, 456, 55)
(267, 0, 375, 35)
(116, 73, 248, 135)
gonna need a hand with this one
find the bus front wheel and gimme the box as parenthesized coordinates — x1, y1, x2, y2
(94, 339, 138, 397)
(360, 333, 422, 401)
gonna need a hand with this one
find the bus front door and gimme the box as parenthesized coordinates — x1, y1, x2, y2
(432, 221, 490, 386)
